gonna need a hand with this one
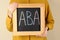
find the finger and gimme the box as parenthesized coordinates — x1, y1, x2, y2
(7, 10, 13, 18)
(41, 27, 47, 37)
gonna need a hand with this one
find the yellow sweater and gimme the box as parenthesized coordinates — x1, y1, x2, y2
(6, 0, 54, 40)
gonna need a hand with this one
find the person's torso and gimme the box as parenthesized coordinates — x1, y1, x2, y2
(10, 0, 48, 40)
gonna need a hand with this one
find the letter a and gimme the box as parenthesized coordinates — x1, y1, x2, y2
(34, 10, 39, 25)
(19, 11, 26, 26)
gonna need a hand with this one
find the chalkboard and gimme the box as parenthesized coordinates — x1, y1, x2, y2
(13, 4, 45, 35)
(17, 8, 40, 31)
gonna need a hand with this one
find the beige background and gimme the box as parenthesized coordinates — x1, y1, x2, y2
(0, 0, 60, 40)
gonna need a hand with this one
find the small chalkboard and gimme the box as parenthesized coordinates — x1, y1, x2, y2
(13, 4, 45, 36)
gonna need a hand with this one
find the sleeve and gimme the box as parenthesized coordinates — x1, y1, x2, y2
(45, 0, 54, 30)
(6, 2, 18, 32)
(6, 13, 13, 32)
(9, 0, 20, 4)
(9, 0, 17, 4)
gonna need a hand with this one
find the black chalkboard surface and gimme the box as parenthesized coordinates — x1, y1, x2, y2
(17, 8, 40, 31)
(13, 4, 45, 35)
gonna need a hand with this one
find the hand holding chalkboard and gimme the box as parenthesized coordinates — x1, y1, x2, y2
(8, 3, 18, 18)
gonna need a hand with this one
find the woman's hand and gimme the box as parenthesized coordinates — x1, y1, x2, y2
(7, 2, 18, 18)
(36, 27, 48, 37)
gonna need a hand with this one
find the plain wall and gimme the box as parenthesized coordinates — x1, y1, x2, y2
(47, 0, 60, 40)
(0, 0, 60, 40)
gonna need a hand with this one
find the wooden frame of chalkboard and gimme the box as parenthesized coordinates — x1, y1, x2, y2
(13, 4, 45, 36)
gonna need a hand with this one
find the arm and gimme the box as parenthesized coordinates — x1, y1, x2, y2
(46, 9, 54, 30)
(6, 13, 13, 32)
(6, 2, 18, 32)
(45, 0, 54, 30)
